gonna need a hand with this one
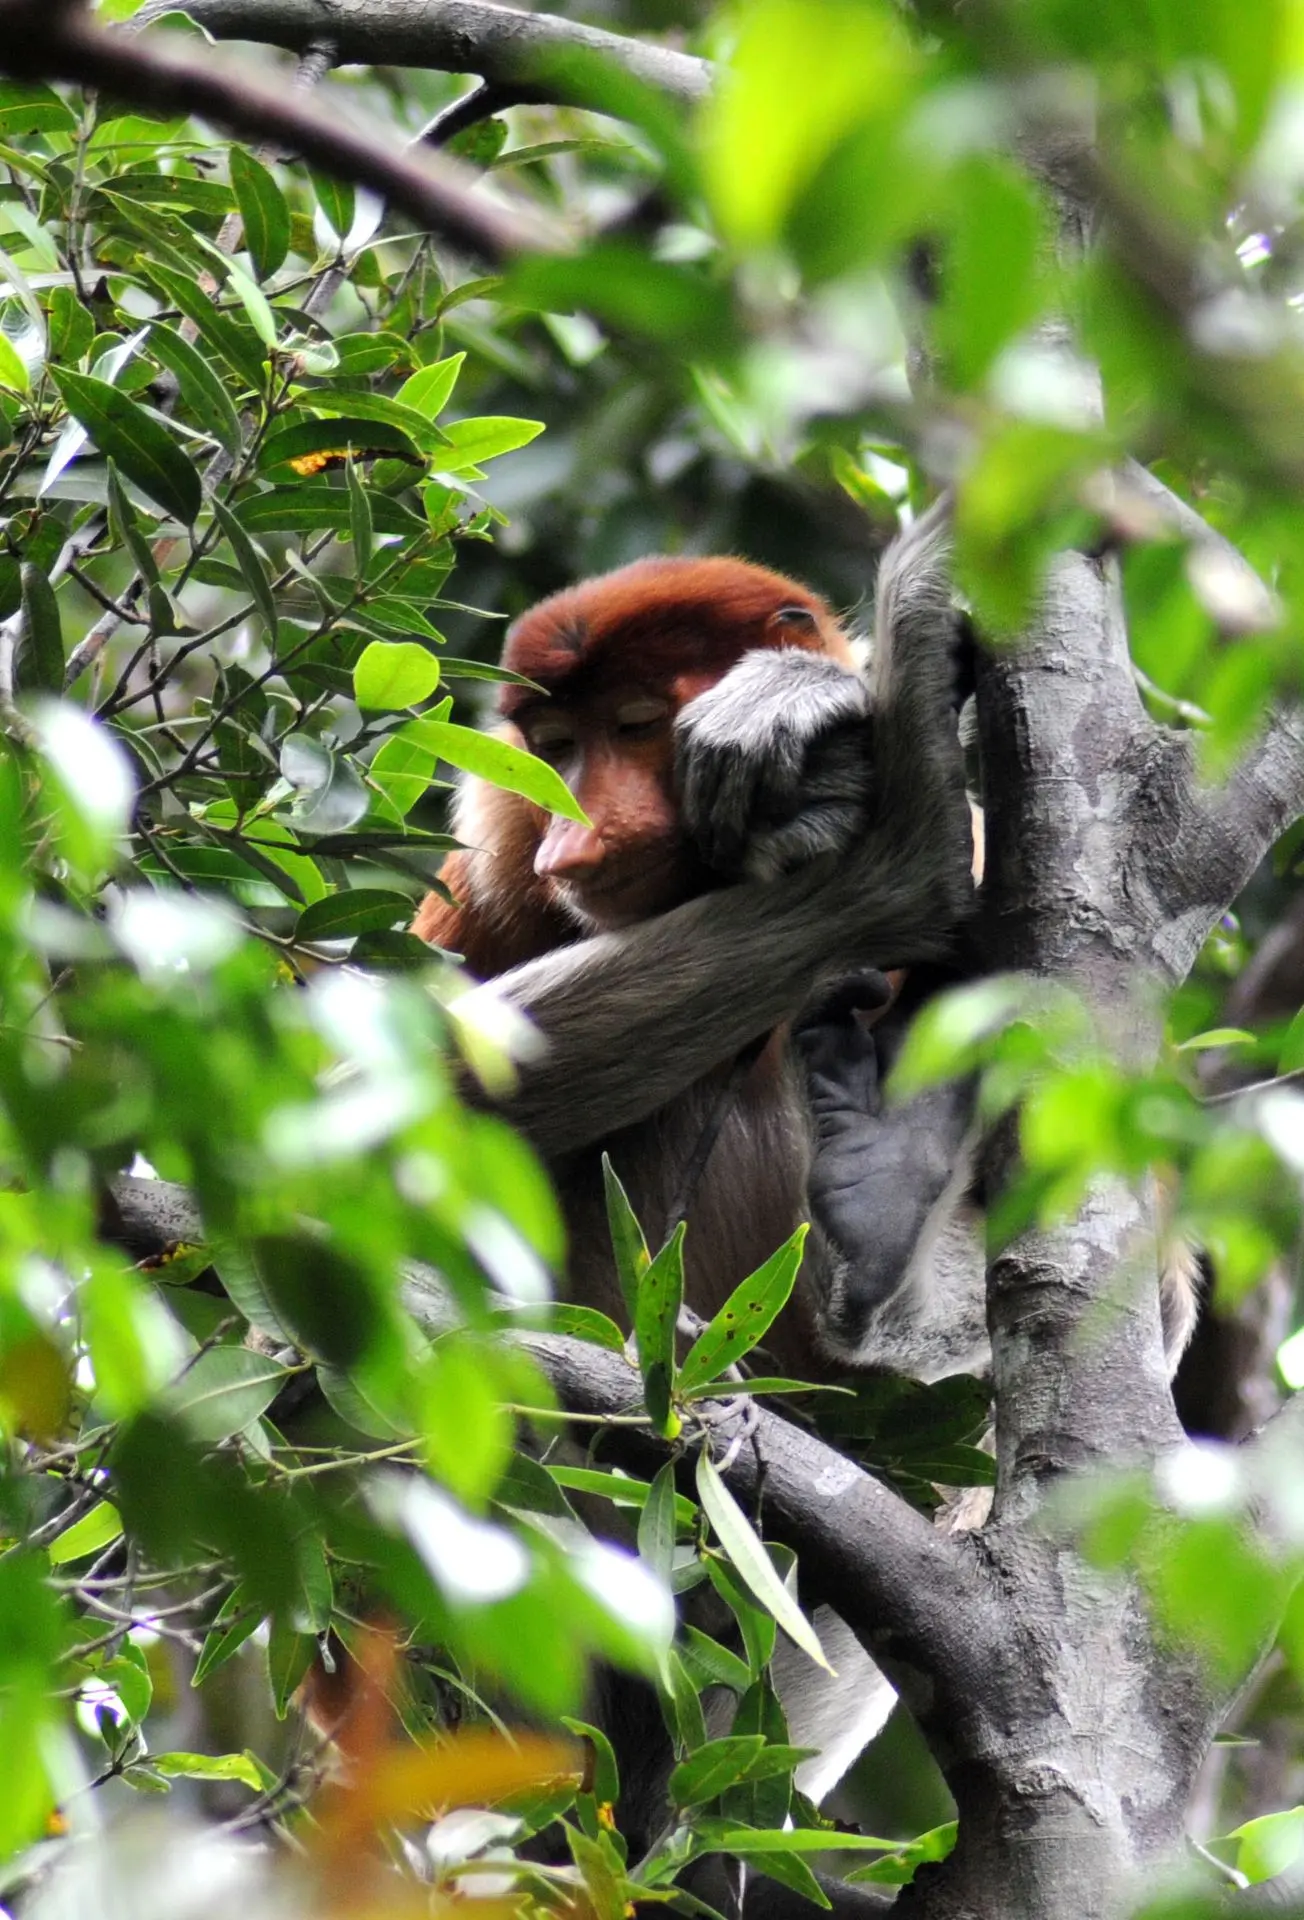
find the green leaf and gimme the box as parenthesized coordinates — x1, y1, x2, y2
(293, 386, 448, 453)
(637, 1462, 678, 1587)
(1174, 1028, 1255, 1053)
(154, 1749, 269, 1790)
(1281, 1007, 1304, 1074)
(670, 1737, 766, 1809)
(48, 1500, 123, 1566)
(541, 1303, 626, 1351)
(695, 1452, 831, 1673)
(1230, 1807, 1304, 1886)
(353, 640, 441, 711)
(147, 322, 242, 454)
(634, 1222, 685, 1438)
(167, 1347, 290, 1443)
(548, 1465, 694, 1530)
(193, 1585, 263, 1687)
(397, 352, 466, 418)
(47, 286, 93, 368)
(229, 146, 290, 281)
(0, 329, 28, 392)
(51, 367, 201, 522)
(691, 1820, 897, 1854)
(678, 1227, 808, 1394)
(367, 727, 438, 819)
(260, 415, 424, 472)
(15, 562, 63, 694)
(143, 262, 264, 389)
(405, 716, 588, 823)
(267, 1618, 316, 1719)
(107, 461, 161, 588)
(0, 81, 76, 134)
(279, 733, 369, 833)
(206, 249, 278, 348)
(436, 414, 545, 472)
(312, 169, 356, 245)
(346, 455, 372, 572)
(236, 484, 424, 538)
(601, 1153, 649, 1322)
(295, 889, 412, 941)
(210, 496, 278, 641)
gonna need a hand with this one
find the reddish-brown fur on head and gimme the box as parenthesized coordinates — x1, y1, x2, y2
(413, 556, 854, 970)
(498, 556, 851, 721)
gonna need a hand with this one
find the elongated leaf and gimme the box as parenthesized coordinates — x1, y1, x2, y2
(406, 716, 587, 823)
(52, 367, 201, 522)
(153, 1750, 268, 1790)
(437, 414, 545, 471)
(368, 727, 437, 818)
(167, 1347, 290, 1443)
(602, 1153, 649, 1321)
(312, 169, 355, 245)
(48, 1499, 123, 1566)
(260, 415, 423, 472)
(692, 1821, 897, 1855)
(353, 640, 440, 711)
(102, 172, 235, 217)
(397, 352, 466, 418)
(696, 1452, 831, 1672)
(235, 485, 424, 538)
(147, 322, 241, 453)
(678, 1227, 808, 1394)
(293, 386, 448, 453)
(635, 1222, 685, 1437)
(295, 888, 411, 941)
(670, 1737, 766, 1809)
(548, 1464, 694, 1530)
(0, 330, 27, 392)
(229, 146, 290, 281)
(209, 497, 277, 640)
(638, 1461, 678, 1586)
(346, 455, 372, 572)
(143, 262, 264, 389)
(16, 562, 63, 693)
(192, 1586, 262, 1687)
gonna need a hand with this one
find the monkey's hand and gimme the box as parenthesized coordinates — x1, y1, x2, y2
(675, 650, 873, 882)
(794, 981, 969, 1333)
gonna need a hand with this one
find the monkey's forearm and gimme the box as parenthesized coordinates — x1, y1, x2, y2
(461, 825, 964, 1156)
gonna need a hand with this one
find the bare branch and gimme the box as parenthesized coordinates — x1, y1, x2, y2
(135, 0, 712, 109)
(0, 0, 556, 261)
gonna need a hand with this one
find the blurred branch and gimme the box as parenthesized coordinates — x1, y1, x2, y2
(135, 0, 713, 109)
(0, 0, 557, 261)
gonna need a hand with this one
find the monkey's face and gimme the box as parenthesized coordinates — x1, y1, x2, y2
(517, 685, 701, 928)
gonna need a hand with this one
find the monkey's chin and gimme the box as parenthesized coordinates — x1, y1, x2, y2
(552, 863, 688, 931)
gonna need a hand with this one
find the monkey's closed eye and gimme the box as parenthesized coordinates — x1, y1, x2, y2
(615, 694, 670, 737)
(773, 605, 819, 631)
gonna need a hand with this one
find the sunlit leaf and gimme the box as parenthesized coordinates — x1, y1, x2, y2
(695, 1453, 831, 1673)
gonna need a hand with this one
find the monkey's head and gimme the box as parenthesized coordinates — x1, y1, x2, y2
(495, 557, 852, 930)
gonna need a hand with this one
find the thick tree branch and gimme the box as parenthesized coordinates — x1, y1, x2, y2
(0, 0, 553, 261)
(136, 0, 712, 109)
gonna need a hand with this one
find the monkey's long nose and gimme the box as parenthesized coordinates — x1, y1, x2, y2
(534, 819, 607, 879)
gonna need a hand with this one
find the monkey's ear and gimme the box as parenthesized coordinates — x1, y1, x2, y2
(772, 604, 820, 632)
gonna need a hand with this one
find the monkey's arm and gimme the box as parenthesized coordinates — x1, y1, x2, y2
(457, 502, 972, 1157)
